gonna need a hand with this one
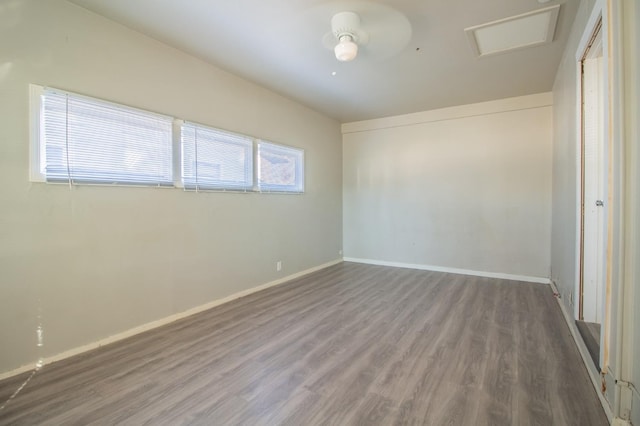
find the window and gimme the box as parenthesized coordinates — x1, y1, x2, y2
(30, 85, 173, 186)
(29, 85, 306, 195)
(257, 141, 304, 193)
(181, 122, 253, 191)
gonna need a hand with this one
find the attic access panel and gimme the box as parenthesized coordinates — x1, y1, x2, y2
(465, 5, 560, 57)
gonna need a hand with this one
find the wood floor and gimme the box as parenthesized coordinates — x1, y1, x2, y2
(576, 320, 601, 370)
(0, 262, 608, 425)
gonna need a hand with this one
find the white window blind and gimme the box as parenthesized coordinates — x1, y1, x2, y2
(181, 123, 253, 191)
(257, 141, 304, 193)
(38, 88, 173, 185)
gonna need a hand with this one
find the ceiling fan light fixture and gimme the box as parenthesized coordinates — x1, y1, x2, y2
(334, 34, 358, 61)
(329, 11, 364, 62)
(322, 8, 410, 63)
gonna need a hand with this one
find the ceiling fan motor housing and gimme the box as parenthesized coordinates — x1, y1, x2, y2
(331, 11, 361, 42)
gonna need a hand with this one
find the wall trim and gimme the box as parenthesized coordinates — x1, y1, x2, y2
(341, 92, 553, 134)
(0, 259, 342, 381)
(549, 279, 614, 422)
(343, 257, 550, 284)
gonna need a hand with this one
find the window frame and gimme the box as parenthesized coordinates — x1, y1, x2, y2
(29, 84, 174, 187)
(29, 84, 46, 183)
(29, 84, 306, 195)
(179, 120, 254, 192)
(257, 140, 305, 194)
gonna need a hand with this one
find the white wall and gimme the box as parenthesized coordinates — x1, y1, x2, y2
(342, 94, 553, 280)
(0, 0, 342, 375)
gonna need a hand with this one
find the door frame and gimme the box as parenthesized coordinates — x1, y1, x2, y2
(570, 0, 635, 421)
(575, 0, 610, 354)
(579, 23, 605, 325)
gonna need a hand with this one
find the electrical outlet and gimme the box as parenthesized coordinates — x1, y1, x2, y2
(339, 250, 343, 256)
(569, 292, 573, 305)
(276, 261, 282, 272)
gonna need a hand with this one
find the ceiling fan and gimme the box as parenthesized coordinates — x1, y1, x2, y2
(320, 2, 413, 63)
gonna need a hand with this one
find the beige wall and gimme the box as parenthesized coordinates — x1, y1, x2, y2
(0, 0, 342, 374)
(342, 94, 553, 279)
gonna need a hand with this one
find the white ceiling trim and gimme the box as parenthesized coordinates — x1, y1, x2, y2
(341, 92, 553, 134)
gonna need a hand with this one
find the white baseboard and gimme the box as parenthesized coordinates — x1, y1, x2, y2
(0, 259, 342, 381)
(548, 280, 613, 422)
(343, 257, 550, 284)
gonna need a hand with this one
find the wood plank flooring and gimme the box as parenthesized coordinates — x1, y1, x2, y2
(0, 262, 608, 425)
(576, 320, 601, 370)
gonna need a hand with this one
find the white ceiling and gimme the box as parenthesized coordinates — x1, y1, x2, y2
(68, 0, 579, 123)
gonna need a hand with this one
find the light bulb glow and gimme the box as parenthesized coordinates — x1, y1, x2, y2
(334, 35, 358, 61)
